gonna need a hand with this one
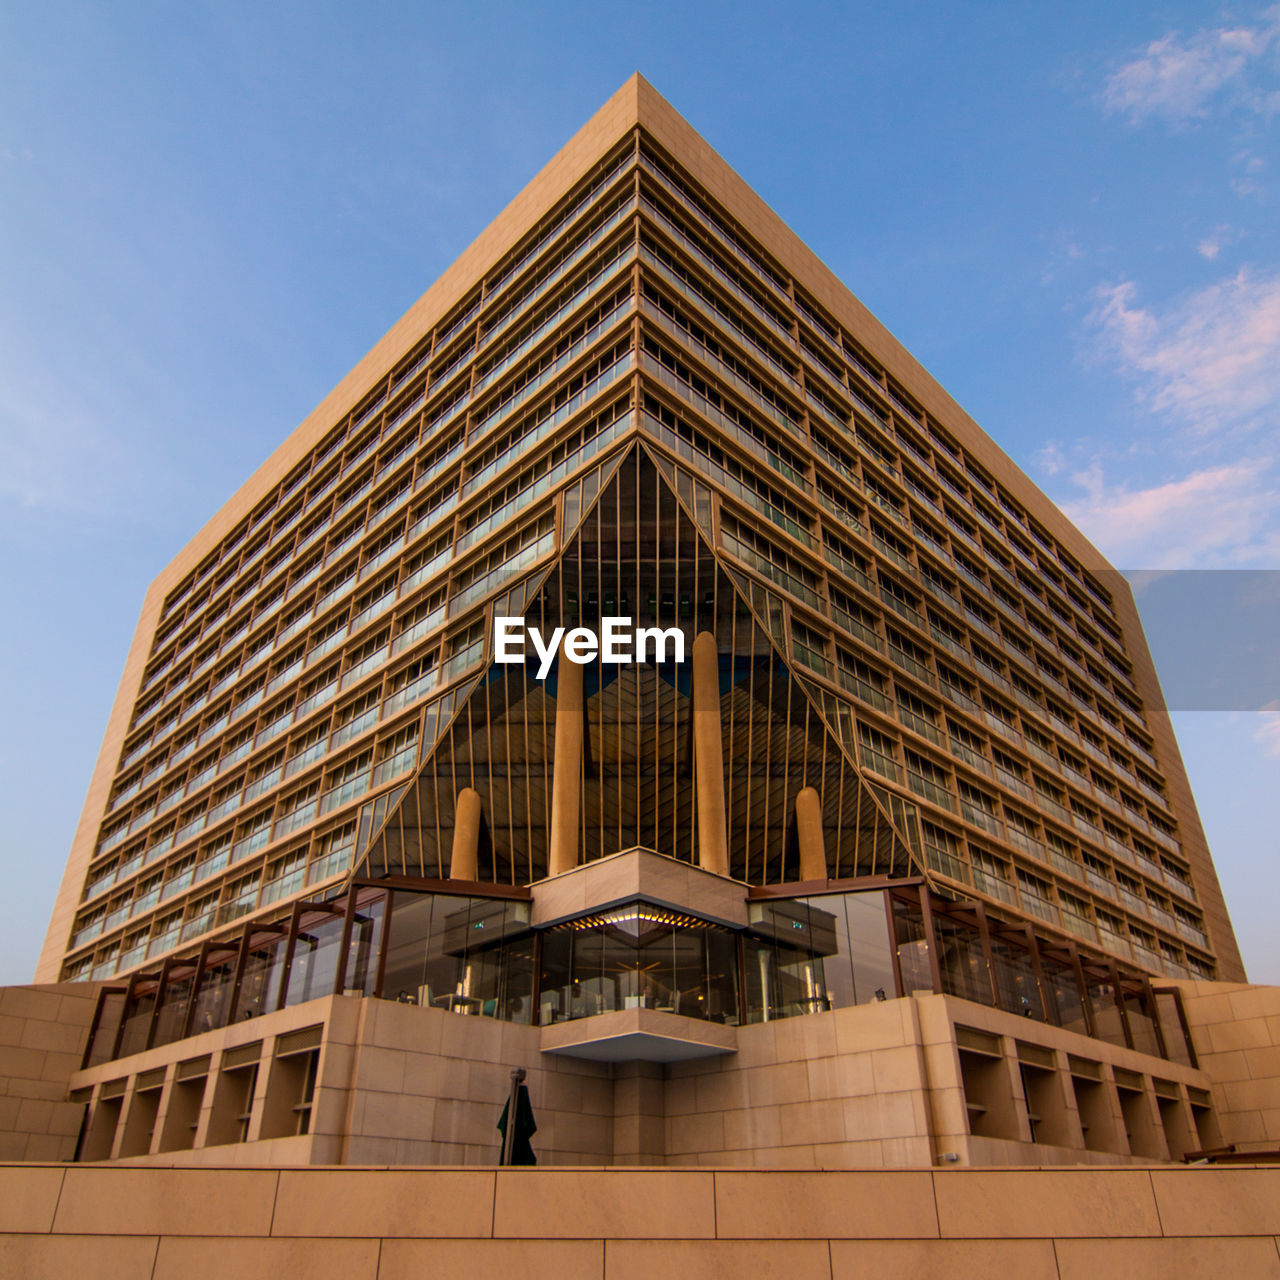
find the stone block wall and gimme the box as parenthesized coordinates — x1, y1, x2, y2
(65, 986, 1226, 1168)
(339, 997, 616, 1165)
(665, 994, 934, 1167)
(1176, 980, 1280, 1150)
(1, 1164, 1278, 1278)
(0, 983, 99, 1161)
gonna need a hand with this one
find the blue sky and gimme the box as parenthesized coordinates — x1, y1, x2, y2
(1, 2, 1277, 984)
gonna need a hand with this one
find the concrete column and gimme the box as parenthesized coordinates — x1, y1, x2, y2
(692, 631, 728, 878)
(795, 785, 827, 881)
(449, 787, 482, 881)
(611, 1063, 666, 1165)
(548, 648, 583, 877)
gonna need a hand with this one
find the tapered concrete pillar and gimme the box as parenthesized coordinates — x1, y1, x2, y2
(692, 631, 728, 878)
(548, 647, 584, 877)
(795, 786, 827, 881)
(450, 787, 482, 880)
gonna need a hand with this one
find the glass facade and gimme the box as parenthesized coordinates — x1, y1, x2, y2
(540, 903, 738, 1024)
(744, 893, 896, 1019)
(382, 892, 534, 1020)
(360, 447, 919, 887)
(81, 879, 1196, 1068)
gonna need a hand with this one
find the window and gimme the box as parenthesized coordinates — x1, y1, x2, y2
(260, 1027, 322, 1138)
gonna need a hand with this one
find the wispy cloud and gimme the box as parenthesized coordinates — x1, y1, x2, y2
(1101, 6, 1280, 125)
(0, 402, 134, 520)
(1089, 268, 1280, 437)
(1056, 460, 1280, 568)
(1197, 224, 1243, 259)
(0, 355, 185, 526)
(1256, 706, 1280, 755)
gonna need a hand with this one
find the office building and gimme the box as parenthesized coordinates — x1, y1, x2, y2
(20, 76, 1275, 1173)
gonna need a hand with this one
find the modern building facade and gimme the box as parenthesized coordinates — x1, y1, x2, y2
(26, 76, 1271, 1172)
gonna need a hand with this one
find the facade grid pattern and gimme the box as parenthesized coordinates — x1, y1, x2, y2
(49, 102, 1231, 999)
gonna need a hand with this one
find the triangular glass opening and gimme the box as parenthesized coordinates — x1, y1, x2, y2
(355, 444, 922, 886)
(650, 446, 927, 874)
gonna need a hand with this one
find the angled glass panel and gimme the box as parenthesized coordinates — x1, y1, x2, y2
(355, 443, 923, 887)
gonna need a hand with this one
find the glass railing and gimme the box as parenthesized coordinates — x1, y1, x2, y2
(641, 238, 800, 390)
(383, 666, 439, 717)
(479, 195, 637, 357)
(470, 281, 634, 447)
(473, 261, 633, 407)
(640, 290, 801, 439)
(484, 163, 636, 311)
(293, 681, 338, 721)
(938, 679, 983, 719)
(401, 545, 453, 596)
(960, 799, 1003, 837)
(639, 156, 793, 306)
(638, 191, 794, 350)
(814, 488, 861, 533)
(462, 410, 631, 552)
(319, 769, 371, 816)
(372, 744, 417, 787)
(644, 414, 813, 550)
(972, 869, 1018, 906)
(339, 645, 390, 692)
(831, 606, 884, 653)
(887, 642, 936, 689)
(449, 530, 555, 618)
(948, 739, 993, 779)
(464, 351, 633, 497)
(260, 868, 307, 907)
(858, 744, 901, 783)
(392, 606, 446, 657)
(721, 533, 825, 612)
(1018, 891, 1060, 926)
(906, 770, 958, 813)
(273, 798, 318, 840)
(643, 356, 807, 492)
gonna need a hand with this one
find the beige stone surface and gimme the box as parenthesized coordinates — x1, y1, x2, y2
(1150, 1167, 1280, 1236)
(272, 1169, 495, 1237)
(53, 1167, 278, 1236)
(540, 1007, 737, 1060)
(829, 1237, 1060, 1279)
(1, 1164, 1280, 1280)
(605, 1239, 833, 1280)
(0, 983, 99, 1161)
(1176, 981, 1280, 1150)
(153, 1236, 378, 1279)
(493, 1169, 716, 1239)
(0, 1233, 159, 1279)
(1053, 1235, 1280, 1279)
(715, 1170, 937, 1239)
(0, 1165, 65, 1233)
(531, 847, 748, 929)
(380, 1238, 604, 1280)
(932, 1169, 1162, 1238)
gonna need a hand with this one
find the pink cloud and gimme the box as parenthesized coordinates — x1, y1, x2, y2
(1057, 460, 1280, 568)
(1090, 270, 1280, 436)
(1255, 708, 1280, 756)
(1101, 7, 1280, 124)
